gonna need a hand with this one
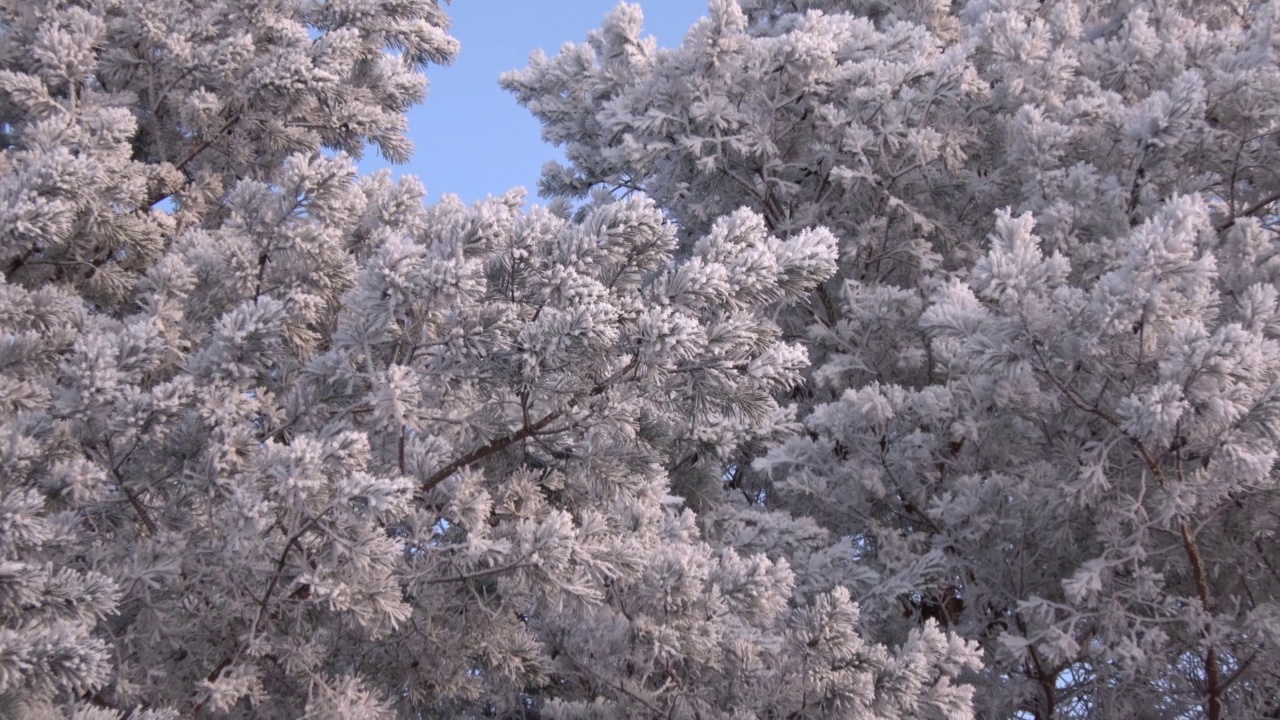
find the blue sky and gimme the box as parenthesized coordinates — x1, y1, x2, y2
(356, 2, 708, 205)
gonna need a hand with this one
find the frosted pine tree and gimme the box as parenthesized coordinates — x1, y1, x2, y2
(0, 0, 453, 713)
(0, 0, 984, 717)
(508, 1, 1280, 717)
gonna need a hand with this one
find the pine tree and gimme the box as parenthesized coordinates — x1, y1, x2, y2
(507, 1, 1280, 717)
(0, 0, 983, 717)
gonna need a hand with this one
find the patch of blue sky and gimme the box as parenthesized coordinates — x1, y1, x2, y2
(357, 1, 708, 206)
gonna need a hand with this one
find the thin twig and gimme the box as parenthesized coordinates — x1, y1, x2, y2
(419, 357, 637, 494)
(1180, 522, 1221, 720)
(1216, 190, 1280, 232)
(424, 558, 536, 586)
(98, 456, 159, 536)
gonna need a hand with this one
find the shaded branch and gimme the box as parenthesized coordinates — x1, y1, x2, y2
(420, 410, 563, 494)
(1216, 190, 1280, 232)
(424, 557, 536, 586)
(419, 357, 637, 494)
(1181, 522, 1222, 720)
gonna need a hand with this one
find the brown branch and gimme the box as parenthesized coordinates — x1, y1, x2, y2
(561, 650, 668, 717)
(175, 112, 242, 174)
(398, 425, 406, 475)
(148, 111, 243, 208)
(1032, 339, 1225, 718)
(815, 283, 839, 327)
(1218, 650, 1257, 695)
(1014, 612, 1057, 720)
(4, 245, 38, 278)
(192, 656, 234, 718)
(251, 510, 331, 638)
(419, 357, 637, 495)
(195, 507, 333, 719)
(120, 485, 158, 536)
(1216, 190, 1280, 232)
(1181, 522, 1222, 720)
(1050, 367, 1224, 719)
(97, 456, 159, 536)
(253, 249, 269, 300)
(424, 558, 536, 586)
(1030, 343, 1122, 428)
(420, 410, 563, 494)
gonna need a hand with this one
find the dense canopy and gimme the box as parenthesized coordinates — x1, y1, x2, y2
(1, 0, 1278, 718)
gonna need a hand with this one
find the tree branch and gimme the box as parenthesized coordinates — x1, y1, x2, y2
(1216, 190, 1280, 232)
(419, 358, 637, 494)
(1181, 522, 1222, 720)
(1031, 333, 1225, 718)
(147, 111, 243, 207)
(95, 453, 159, 536)
(195, 506, 334, 718)
(420, 410, 563, 495)
(175, 112, 242, 174)
(424, 557, 536, 586)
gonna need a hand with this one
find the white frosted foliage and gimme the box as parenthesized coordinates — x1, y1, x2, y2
(11, 0, 1280, 716)
(511, 1, 1280, 717)
(0, 1, 986, 716)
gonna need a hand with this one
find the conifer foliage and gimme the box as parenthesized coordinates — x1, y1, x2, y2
(506, 0, 1280, 718)
(0, 0, 986, 718)
(5, 0, 1280, 717)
